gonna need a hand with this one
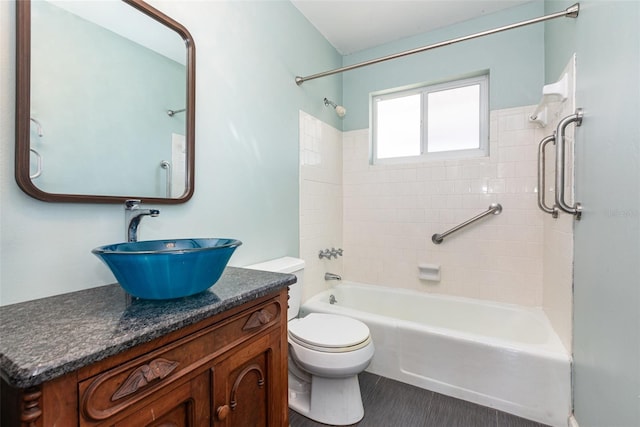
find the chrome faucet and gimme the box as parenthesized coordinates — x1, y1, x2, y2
(324, 272, 342, 281)
(125, 199, 159, 242)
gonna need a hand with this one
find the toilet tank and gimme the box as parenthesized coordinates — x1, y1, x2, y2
(244, 257, 304, 321)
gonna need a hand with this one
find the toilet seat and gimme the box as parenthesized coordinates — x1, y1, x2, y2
(289, 313, 371, 353)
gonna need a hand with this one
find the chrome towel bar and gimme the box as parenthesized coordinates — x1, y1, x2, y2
(432, 203, 502, 245)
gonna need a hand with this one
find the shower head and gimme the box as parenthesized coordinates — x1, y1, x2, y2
(324, 98, 346, 118)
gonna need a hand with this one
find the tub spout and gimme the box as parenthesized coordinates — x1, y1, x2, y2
(325, 272, 342, 281)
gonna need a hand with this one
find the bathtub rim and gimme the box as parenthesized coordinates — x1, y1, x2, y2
(301, 281, 571, 361)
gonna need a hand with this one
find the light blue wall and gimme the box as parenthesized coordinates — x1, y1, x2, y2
(0, 0, 341, 305)
(341, 1, 545, 131)
(31, 1, 185, 196)
(545, 1, 640, 426)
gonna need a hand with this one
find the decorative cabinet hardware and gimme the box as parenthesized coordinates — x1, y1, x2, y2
(111, 358, 179, 401)
(212, 332, 277, 427)
(216, 404, 231, 420)
(230, 364, 265, 409)
(20, 387, 42, 427)
(242, 309, 274, 331)
(215, 365, 265, 420)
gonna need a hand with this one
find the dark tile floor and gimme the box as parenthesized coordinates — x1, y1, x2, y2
(289, 372, 551, 427)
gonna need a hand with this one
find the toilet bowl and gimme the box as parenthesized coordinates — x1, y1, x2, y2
(245, 257, 374, 425)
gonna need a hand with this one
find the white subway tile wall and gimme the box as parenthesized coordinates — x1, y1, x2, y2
(300, 101, 574, 349)
(342, 105, 548, 306)
(299, 111, 343, 302)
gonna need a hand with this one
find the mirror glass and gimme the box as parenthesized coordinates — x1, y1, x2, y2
(16, 0, 195, 203)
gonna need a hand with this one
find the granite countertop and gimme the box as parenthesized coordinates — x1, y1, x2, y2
(0, 267, 295, 389)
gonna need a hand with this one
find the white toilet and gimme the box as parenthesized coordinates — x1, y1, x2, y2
(246, 257, 374, 425)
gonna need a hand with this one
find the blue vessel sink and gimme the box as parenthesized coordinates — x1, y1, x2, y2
(92, 238, 242, 300)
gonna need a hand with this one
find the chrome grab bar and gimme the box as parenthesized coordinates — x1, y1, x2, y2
(432, 203, 502, 244)
(30, 148, 42, 179)
(29, 117, 44, 179)
(160, 160, 171, 198)
(555, 108, 583, 219)
(537, 134, 558, 218)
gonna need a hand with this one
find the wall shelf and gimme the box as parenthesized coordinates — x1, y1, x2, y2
(529, 72, 569, 127)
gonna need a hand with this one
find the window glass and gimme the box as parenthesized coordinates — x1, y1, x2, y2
(376, 94, 421, 159)
(372, 74, 488, 163)
(427, 84, 480, 153)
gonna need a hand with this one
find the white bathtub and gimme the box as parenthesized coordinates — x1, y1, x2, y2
(300, 282, 571, 427)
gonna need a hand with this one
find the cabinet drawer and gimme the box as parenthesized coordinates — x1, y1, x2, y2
(79, 299, 281, 425)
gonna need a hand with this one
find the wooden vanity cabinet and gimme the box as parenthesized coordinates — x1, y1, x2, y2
(212, 329, 281, 427)
(1, 289, 289, 427)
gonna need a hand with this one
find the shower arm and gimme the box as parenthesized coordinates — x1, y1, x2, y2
(167, 108, 186, 117)
(295, 3, 579, 85)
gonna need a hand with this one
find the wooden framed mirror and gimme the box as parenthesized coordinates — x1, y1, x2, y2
(15, 0, 195, 203)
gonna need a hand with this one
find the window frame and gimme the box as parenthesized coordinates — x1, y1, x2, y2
(371, 74, 489, 164)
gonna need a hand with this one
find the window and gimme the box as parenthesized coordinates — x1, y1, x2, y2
(372, 74, 489, 162)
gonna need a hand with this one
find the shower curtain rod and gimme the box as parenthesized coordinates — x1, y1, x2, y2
(295, 3, 579, 85)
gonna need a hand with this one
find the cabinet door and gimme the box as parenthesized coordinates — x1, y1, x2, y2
(212, 330, 283, 427)
(114, 371, 210, 427)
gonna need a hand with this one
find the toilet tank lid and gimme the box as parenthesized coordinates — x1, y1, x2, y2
(244, 256, 305, 274)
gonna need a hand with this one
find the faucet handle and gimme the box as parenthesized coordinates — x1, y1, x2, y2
(328, 247, 343, 258)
